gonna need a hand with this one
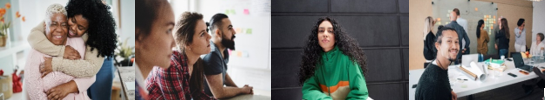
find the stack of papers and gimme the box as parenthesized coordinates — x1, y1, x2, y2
(484, 59, 506, 72)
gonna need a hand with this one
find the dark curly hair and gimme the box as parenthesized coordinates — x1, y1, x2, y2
(299, 17, 368, 84)
(65, 0, 117, 57)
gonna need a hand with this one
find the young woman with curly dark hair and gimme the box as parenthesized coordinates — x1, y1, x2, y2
(299, 17, 369, 100)
(26, 0, 117, 99)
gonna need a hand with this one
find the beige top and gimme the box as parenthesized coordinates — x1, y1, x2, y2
(27, 21, 104, 77)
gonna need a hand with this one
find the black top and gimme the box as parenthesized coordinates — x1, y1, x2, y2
(424, 32, 436, 60)
(202, 42, 229, 96)
(495, 30, 510, 50)
(415, 63, 452, 100)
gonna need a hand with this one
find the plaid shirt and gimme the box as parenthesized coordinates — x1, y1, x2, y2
(146, 51, 216, 100)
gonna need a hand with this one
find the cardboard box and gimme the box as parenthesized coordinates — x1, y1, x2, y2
(0, 75, 12, 99)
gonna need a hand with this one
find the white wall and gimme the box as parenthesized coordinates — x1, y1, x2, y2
(533, 1, 545, 42)
(171, 0, 190, 24)
(120, 0, 135, 47)
(18, 0, 68, 43)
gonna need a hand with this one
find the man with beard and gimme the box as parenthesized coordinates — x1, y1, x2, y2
(203, 13, 254, 99)
(415, 27, 459, 100)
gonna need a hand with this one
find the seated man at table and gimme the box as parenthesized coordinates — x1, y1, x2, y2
(415, 27, 459, 100)
(203, 13, 253, 99)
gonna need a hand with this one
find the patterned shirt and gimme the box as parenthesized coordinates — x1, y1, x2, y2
(146, 51, 216, 100)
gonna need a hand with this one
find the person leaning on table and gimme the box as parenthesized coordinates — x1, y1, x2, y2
(415, 27, 459, 100)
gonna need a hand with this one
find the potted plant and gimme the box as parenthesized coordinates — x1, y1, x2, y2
(0, 7, 9, 47)
(114, 37, 134, 66)
(0, 21, 11, 47)
(0, 2, 24, 47)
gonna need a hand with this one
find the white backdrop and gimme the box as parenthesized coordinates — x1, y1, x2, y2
(533, 1, 545, 42)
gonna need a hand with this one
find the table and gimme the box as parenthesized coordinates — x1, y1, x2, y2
(221, 94, 271, 100)
(116, 66, 135, 100)
(409, 59, 544, 100)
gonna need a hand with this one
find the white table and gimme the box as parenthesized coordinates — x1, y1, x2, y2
(222, 94, 271, 100)
(117, 66, 135, 100)
(409, 60, 544, 100)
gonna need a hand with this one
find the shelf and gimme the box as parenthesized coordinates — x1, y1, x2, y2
(0, 41, 29, 58)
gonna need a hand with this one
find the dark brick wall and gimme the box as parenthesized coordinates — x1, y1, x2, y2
(271, 0, 408, 99)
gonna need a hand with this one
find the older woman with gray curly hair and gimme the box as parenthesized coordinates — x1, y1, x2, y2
(24, 3, 95, 100)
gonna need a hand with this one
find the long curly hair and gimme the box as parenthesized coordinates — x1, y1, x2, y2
(65, 0, 117, 57)
(299, 17, 368, 84)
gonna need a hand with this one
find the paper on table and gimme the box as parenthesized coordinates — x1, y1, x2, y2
(459, 61, 486, 81)
(125, 82, 135, 91)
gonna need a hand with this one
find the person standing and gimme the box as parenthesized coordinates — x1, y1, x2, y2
(423, 16, 436, 67)
(495, 18, 510, 57)
(514, 18, 526, 52)
(455, 8, 469, 55)
(477, 19, 489, 62)
(446, 8, 469, 64)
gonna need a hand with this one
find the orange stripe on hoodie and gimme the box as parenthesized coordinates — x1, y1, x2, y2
(320, 81, 349, 93)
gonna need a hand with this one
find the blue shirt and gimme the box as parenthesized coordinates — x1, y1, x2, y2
(202, 41, 229, 96)
(514, 27, 526, 46)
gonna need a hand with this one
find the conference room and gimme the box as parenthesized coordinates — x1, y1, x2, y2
(409, 0, 545, 99)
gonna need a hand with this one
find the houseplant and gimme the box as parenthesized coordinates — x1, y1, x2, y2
(0, 7, 9, 47)
(114, 37, 134, 66)
(0, 21, 11, 47)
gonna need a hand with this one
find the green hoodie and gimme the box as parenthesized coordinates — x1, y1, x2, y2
(302, 46, 369, 100)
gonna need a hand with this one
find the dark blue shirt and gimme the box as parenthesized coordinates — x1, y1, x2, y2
(203, 41, 229, 96)
(446, 21, 469, 59)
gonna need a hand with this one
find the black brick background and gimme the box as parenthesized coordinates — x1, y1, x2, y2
(271, 0, 409, 99)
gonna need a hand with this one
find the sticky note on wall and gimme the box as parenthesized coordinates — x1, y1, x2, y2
(236, 28, 242, 33)
(236, 51, 242, 57)
(244, 9, 250, 15)
(246, 28, 252, 34)
(225, 9, 236, 15)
